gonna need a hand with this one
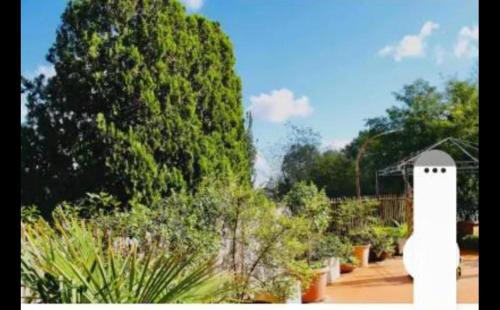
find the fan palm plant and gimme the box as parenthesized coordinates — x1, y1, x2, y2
(21, 212, 227, 303)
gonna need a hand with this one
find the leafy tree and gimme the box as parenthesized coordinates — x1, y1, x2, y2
(200, 176, 308, 302)
(270, 77, 478, 209)
(21, 0, 253, 215)
(345, 77, 478, 217)
(309, 150, 356, 198)
(281, 144, 320, 186)
(267, 125, 321, 196)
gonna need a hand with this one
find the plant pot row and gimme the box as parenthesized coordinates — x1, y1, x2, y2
(254, 244, 380, 303)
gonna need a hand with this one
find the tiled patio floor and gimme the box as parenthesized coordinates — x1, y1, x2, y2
(322, 251, 478, 303)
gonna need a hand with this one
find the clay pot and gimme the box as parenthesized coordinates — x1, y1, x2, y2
(301, 267, 328, 303)
(340, 263, 356, 273)
(353, 245, 371, 267)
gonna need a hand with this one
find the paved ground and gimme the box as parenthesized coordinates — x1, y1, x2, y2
(323, 251, 478, 303)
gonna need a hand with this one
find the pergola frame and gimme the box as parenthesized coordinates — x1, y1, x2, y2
(375, 137, 479, 196)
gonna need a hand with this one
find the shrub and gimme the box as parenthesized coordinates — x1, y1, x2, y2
(392, 220, 409, 239)
(195, 177, 310, 302)
(284, 182, 331, 267)
(330, 199, 379, 239)
(21, 211, 226, 303)
(316, 234, 344, 259)
(370, 227, 396, 257)
(62, 190, 223, 261)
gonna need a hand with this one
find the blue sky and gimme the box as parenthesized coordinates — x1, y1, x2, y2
(22, 0, 478, 185)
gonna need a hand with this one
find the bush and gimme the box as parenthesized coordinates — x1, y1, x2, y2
(22, 177, 314, 303)
(316, 234, 344, 259)
(194, 177, 310, 302)
(65, 190, 223, 261)
(21, 211, 226, 303)
(284, 182, 331, 267)
(370, 227, 396, 258)
(330, 199, 379, 238)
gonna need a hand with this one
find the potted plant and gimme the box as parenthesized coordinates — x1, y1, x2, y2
(349, 228, 372, 267)
(330, 199, 379, 268)
(284, 182, 332, 303)
(254, 275, 303, 303)
(300, 260, 329, 303)
(393, 221, 409, 255)
(369, 227, 396, 262)
(317, 235, 343, 284)
(340, 255, 358, 273)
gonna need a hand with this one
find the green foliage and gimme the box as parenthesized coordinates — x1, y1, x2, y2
(86, 189, 224, 260)
(340, 255, 358, 266)
(284, 181, 331, 232)
(272, 124, 355, 198)
(271, 77, 478, 205)
(201, 177, 308, 302)
(334, 241, 356, 264)
(392, 220, 409, 238)
(309, 151, 356, 198)
(457, 175, 479, 221)
(284, 182, 331, 267)
(21, 0, 253, 216)
(316, 234, 344, 259)
(330, 199, 379, 236)
(21, 211, 225, 303)
(371, 227, 396, 257)
(254, 260, 315, 303)
(281, 144, 320, 191)
(21, 205, 41, 224)
(344, 78, 478, 214)
(269, 125, 322, 196)
(256, 276, 298, 303)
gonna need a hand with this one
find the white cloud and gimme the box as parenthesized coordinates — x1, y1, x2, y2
(253, 152, 272, 188)
(248, 88, 313, 123)
(435, 46, 446, 65)
(378, 21, 440, 62)
(454, 25, 478, 58)
(180, 0, 204, 10)
(321, 139, 350, 152)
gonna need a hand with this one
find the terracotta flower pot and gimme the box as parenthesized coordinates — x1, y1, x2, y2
(340, 263, 355, 273)
(301, 267, 328, 303)
(353, 245, 370, 267)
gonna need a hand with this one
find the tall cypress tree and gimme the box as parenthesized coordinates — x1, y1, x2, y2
(21, 0, 253, 215)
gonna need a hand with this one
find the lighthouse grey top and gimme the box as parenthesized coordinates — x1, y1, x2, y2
(414, 150, 456, 167)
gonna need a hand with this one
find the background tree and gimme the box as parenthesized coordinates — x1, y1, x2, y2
(309, 150, 356, 198)
(21, 0, 253, 216)
(344, 77, 478, 218)
(270, 76, 478, 220)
